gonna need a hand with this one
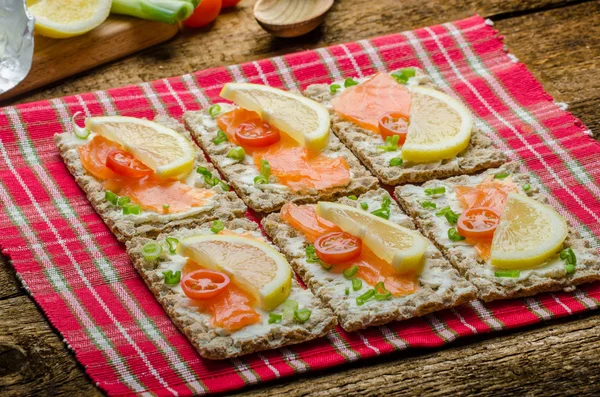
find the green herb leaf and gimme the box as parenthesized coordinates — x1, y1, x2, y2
(208, 104, 221, 118)
(329, 83, 341, 94)
(425, 186, 446, 196)
(421, 201, 437, 210)
(212, 130, 227, 145)
(448, 228, 465, 241)
(494, 270, 520, 278)
(210, 220, 225, 234)
(268, 313, 282, 324)
(294, 308, 312, 323)
(227, 146, 245, 161)
(162, 270, 181, 285)
(343, 265, 359, 279)
(360, 202, 369, 210)
(105, 190, 118, 205)
(344, 77, 358, 88)
(142, 242, 162, 260)
(352, 278, 362, 291)
(166, 237, 179, 254)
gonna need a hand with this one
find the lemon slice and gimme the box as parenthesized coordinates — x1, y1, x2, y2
(179, 235, 293, 311)
(491, 193, 568, 269)
(220, 83, 330, 151)
(316, 202, 428, 273)
(401, 86, 473, 163)
(28, 0, 111, 39)
(85, 116, 196, 179)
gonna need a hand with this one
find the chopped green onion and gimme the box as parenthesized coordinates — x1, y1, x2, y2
(494, 172, 510, 179)
(425, 186, 446, 196)
(523, 184, 531, 192)
(294, 308, 312, 323)
(268, 313, 282, 324)
(105, 190, 118, 205)
(254, 175, 268, 184)
(281, 300, 298, 320)
(345, 286, 350, 295)
(329, 83, 341, 94)
(210, 220, 225, 234)
(560, 247, 577, 265)
(381, 196, 392, 209)
(448, 228, 465, 241)
(204, 175, 218, 186)
(212, 130, 227, 145)
(421, 201, 437, 210)
(142, 242, 162, 260)
(376, 135, 400, 152)
(305, 245, 332, 270)
(391, 67, 416, 84)
(73, 120, 90, 139)
(374, 282, 392, 301)
(360, 202, 369, 210)
(253, 159, 271, 185)
(218, 181, 230, 191)
(227, 146, 245, 161)
(494, 270, 520, 278)
(122, 203, 141, 215)
(166, 237, 179, 254)
(356, 289, 375, 306)
(208, 104, 221, 118)
(162, 270, 181, 285)
(162, 204, 170, 211)
(348, 195, 358, 200)
(196, 166, 212, 177)
(436, 207, 460, 224)
(344, 77, 358, 88)
(117, 196, 131, 206)
(352, 278, 362, 291)
(343, 265, 359, 279)
(371, 208, 391, 220)
(390, 157, 403, 166)
(111, 0, 195, 24)
(566, 264, 576, 274)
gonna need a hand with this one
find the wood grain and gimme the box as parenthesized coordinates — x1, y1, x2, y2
(1, 1, 599, 395)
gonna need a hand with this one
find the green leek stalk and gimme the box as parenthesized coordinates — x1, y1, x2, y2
(111, 0, 200, 24)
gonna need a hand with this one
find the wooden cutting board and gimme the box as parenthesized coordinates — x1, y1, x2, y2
(0, 15, 179, 101)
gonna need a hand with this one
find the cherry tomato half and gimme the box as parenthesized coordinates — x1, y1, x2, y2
(314, 231, 362, 264)
(378, 112, 410, 144)
(106, 150, 153, 178)
(184, 0, 222, 28)
(457, 207, 501, 239)
(235, 119, 281, 147)
(181, 269, 230, 300)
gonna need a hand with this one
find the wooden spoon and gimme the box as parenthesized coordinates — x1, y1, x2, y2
(253, 0, 334, 38)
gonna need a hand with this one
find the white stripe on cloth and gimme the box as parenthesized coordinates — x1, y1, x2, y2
(181, 74, 211, 108)
(163, 78, 188, 112)
(468, 301, 503, 331)
(379, 325, 409, 350)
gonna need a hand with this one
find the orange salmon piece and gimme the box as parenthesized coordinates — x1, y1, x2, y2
(331, 73, 412, 134)
(183, 261, 261, 332)
(280, 202, 340, 242)
(218, 108, 351, 192)
(78, 135, 120, 180)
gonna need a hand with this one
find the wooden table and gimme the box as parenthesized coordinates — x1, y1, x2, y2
(1, 0, 599, 395)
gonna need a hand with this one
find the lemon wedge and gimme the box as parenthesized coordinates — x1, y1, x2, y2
(220, 83, 331, 151)
(491, 193, 568, 269)
(316, 202, 428, 273)
(85, 116, 196, 179)
(28, 0, 111, 39)
(401, 86, 473, 163)
(179, 235, 293, 311)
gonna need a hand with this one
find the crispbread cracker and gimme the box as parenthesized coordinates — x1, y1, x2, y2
(303, 68, 506, 185)
(183, 107, 379, 213)
(55, 116, 246, 242)
(261, 188, 477, 332)
(126, 218, 337, 360)
(395, 162, 600, 301)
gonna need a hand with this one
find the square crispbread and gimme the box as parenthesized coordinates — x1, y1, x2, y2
(125, 218, 337, 360)
(395, 162, 600, 301)
(303, 68, 506, 185)
(261, 188, 477, 332)
(55, 115, 247, 243)
(183, 107, 379, 213)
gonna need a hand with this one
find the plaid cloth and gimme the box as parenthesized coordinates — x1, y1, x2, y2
(1, 15, 599, 396)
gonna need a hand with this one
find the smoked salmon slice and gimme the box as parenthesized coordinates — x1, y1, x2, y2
(78, 135, 120, 180)
(331, 73, 412, 134)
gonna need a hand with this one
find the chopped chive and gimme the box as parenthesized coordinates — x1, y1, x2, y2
(494, 172, 510, 179)
(344, 77, 358, 88)
(305, 245, 332, 270)
(560, 247, 577, 274)
(117, 196, 131, 206)
(523, 183, 531, 192)
(294, 308, 312, 323)
(352, 278, 362, 291)
(374, 282, 392, 301)
(227, 146, 245, 161)
(142, 242, 162, 260)
(212, 130, 227, 145)
(421, 201, 437, 210)
(425, 186, 446, 196)
(166, 237, 179, 254)
(329, 83, 341, 94)
(356, 289, 375, 306)
(391, 67, 416, 84)
(390, 157, 403, 167)
(281, 300, 298, 320)
(162, 204, 170, 212)
(162, 270, 181, 285)
(371, 208, 391, 220)
(566, 264, 576, 274)
(343, 265, 359, 279)
(345, 286, 350, 295)
(204, 175, 218, 186)
(105, 190, 118, 205)
(360, 202, 369, 210)
(196, 166, 212, 177)
(208, 104, 221, 118)
(448, 228, 465, 241)
(348, 195, 358, 200)
(122, 203, 141, 215)
(253, 159, 271, 185)
(381, 196, 392, 209)
(494, 270, 520, 278)
(219, 181, 230, 191)
(254, 175, 268, 184)
(268, 313, 282, 324)
(376, 135, 400, 152)
(210, 220, 225, 234)
(73, 122, 90, 139)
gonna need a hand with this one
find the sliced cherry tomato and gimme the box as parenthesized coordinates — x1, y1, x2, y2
(314, 231, 362, 264)
(378, 112, 410, 144)
(106, 150, 153, 178)
(182, 269, 230, 300)
(457, 207, 501, 239)
(184, 0, 222, 28)
(235, 119, 281, 147)
(78, 135, 121, 180)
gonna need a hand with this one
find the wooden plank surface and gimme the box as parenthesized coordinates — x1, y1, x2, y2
(1, 0, 599, 395)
